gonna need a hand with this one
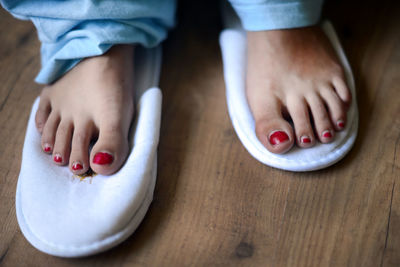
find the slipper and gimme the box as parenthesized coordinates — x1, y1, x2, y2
(219, 10, 358, 172)
(16, 46, 162, 257)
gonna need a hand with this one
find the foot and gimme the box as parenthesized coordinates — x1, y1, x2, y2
(35, 45, 135, 175)
(246, 26, 351, 154)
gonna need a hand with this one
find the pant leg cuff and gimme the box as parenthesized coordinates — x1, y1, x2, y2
(230, 0, 324, 31)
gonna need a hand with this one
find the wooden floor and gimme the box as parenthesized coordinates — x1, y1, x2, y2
(1, 1, 399, 266)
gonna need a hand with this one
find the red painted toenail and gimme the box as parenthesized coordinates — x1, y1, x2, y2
(93, 152, 113, 165)
(322, 131, 332, 138)
(72, 163, 83, 171)
(337, 120, 345, 129)
(54, 155, 62, 163)
(301, 136, 311, 144)
(44, 145, 51, 152)
(269, 131, 289, 145)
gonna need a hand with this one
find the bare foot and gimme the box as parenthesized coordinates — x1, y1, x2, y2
(246, 26, 351, 154)
(35, 45, 134, 175)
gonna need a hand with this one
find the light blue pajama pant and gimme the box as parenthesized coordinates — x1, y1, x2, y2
(1, 0, 323, 84)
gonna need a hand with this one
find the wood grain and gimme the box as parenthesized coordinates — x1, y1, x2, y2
(0, 0, 399, 266)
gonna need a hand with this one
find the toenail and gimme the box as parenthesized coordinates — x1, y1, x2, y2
(72, 163, 83, 171)
(43, 144, 51, 152)
(93, 152, 113, 165)
(301, 136, 311, 144)
(54, 154, 62, 163)
(269, 131, 289, 145)
(322, 130, 333, 138)
(337, 120, 345, 129)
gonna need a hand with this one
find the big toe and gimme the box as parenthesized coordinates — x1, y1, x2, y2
(255, 117, 294, 154)
(90, 127, 129, 175)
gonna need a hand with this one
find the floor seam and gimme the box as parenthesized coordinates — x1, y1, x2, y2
(272, 180, 292, 267)
(380, 180, 395, 267)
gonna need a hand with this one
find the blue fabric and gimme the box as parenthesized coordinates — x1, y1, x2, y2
(228, 0, 323, 31)
(1, 0, 323, 83)
(1, 0, 176, 84)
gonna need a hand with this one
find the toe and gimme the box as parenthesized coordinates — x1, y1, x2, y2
(69, 121, 93, 175)
(52, 120, 73, 166)
(41, 112, 60, 154)
(307, 93, 335, 143)
(256, 119, 294, 154)
(286, 96, 315, 148)
(332, 75, 352, 105)
(320, 86, 347, 131)
(90, 123, 129, 175)
(35, 96, 51, 135)
(252, 97, 294, 154)
(255, 112, 294, 154)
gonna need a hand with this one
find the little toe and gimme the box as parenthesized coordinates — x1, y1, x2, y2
(41, 112, 60, 154)
(52, 120, 73, 166)
(35, 96, 51, 134)
(90, 125, 129, 175)
(307, 94, 335, 143)
(69, 122, 93, 175)
(320, 86, 347, 131)
(286, 96, 315, 148)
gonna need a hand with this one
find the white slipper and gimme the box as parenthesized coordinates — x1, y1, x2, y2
(16, 46, 162, 257)
(219, 13, 358, 171)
